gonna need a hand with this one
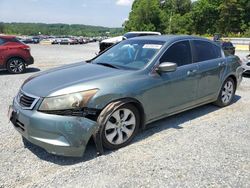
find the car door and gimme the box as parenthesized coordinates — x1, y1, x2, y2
(191, 40, 226, 102)
(148, 40, 199, 119)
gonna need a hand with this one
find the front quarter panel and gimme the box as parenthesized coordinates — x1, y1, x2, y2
(87, 71, 172, 123)
(88, 73, 146, 110)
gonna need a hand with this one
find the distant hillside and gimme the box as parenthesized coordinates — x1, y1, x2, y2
(0, 22, 123, 37)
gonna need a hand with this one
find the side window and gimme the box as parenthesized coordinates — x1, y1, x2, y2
(0, 38, 5, 45)
(10, 38, 19, 43)
(193, 40, 222, 62)
(160, 40, 192, 66)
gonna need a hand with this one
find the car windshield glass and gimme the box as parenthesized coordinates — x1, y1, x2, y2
(92, 40, 165, 70)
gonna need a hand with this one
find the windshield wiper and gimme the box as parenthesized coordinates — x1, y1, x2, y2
(96, 62, 119, 69)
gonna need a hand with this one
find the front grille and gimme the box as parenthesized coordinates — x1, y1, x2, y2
(16, 90, 39, 110)
(20, 94, 35, 107)
(39, 108, 100, 118)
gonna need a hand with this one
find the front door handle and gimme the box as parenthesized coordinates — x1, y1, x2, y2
(187, 69, 197, 76)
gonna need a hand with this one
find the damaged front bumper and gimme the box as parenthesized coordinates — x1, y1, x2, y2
(9, 99, 98, 157)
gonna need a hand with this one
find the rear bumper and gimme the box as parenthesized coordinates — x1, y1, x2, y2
(9, 99, 98, 157)
(26, 56, 34, 65)
(236, 66, 244, 87)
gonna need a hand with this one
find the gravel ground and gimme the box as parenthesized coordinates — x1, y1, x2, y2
(0, 44, 249, 188)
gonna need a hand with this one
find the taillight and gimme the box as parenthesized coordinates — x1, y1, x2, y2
(238, 59, 242, 65)
(24, 47, 30, 51)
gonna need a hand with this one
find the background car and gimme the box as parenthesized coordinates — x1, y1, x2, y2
(241, 54, 250, 75)
(31, 36, 42, 44)
(99, 31, 161, 52)
(213, 34, 235, 55)
(59, 38, 78, 45)
(221, 41, 235, 55)
(40, 38, 56, 45)
(76, 37, 88, 44)
(19, 37, 34, 44)
(0, 35, 34, 73)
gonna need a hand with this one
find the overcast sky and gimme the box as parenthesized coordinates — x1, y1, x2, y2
(0, 0, 135, 27)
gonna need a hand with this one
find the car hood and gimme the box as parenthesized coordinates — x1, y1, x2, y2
(22, 62, 128, 97)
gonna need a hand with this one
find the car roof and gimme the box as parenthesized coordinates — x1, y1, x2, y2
(0, 35, 16, 39)
(129, 35, 213, 43)
(126, 31, 161, 35)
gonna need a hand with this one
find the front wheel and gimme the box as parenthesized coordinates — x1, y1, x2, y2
(214, 77, 235, 107)
(6, 58, 26, 74)
(102, 104, 140, 150)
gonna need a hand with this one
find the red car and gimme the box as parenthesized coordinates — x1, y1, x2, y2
(0, 35, 34, 73)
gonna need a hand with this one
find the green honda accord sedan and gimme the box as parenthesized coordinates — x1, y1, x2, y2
(9, 35, 243, 157)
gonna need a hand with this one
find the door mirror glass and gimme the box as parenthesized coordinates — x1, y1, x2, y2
(157, 62, 177, 72)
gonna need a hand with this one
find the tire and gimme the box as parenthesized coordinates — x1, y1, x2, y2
(6, 58, 26, 74)
(214, 77, 235, 107)
(102, 104, 140, 150)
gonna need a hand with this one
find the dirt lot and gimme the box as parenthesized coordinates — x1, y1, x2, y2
(0, 43, 249, 187)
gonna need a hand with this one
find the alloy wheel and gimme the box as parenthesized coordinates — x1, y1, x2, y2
(221, 80, 234, 104)
(9, 59, 25, 73)
(104, 108, 136, 145)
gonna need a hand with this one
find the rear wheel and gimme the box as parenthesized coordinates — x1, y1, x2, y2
(6, 58, 26, 74)
(214, 77, 235, 107)
(102, 104, 140, 150)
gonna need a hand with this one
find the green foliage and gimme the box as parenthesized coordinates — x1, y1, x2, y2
(125, 0, 165, 32)
(1, 23, 123, 37)
(191, 0, 220, 34)
(170, 13, 193, 34)
(167, 0, 192, 15)
(0, 22, 4, 33)
(218, 0, 244, 33)
(243, 28, 250, 37)
(125, 0, 249, 36)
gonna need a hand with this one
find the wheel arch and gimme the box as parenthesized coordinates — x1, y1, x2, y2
(217, 74, 237, 98)
(100, 97, 146, 130)
(223, 74, 237, 90)
(92, 97, 146, 156)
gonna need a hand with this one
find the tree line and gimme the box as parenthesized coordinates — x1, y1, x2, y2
(0, 22, 123, 37)
(124, 0, 250, 37)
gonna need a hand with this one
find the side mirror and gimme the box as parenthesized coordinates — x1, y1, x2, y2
(156, 62, 177, 73)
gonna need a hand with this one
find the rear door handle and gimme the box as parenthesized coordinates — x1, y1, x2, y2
(218, 62, 226, 67)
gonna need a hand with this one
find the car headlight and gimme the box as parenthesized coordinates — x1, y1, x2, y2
(39, 89, 98, 111)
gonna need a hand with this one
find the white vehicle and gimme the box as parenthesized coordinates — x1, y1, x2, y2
(99, 31, 161, 52)
(241, 54, 250, 75)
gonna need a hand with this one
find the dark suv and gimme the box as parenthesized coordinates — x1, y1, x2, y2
(221, 41, 235, 55)
(0, 35, 34, 73)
